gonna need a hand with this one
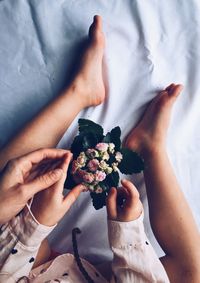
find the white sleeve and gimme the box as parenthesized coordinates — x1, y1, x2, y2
(0, 205, 55, 282)
(108, 213, 170, 283)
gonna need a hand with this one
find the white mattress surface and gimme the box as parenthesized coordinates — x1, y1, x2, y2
(0, 0, 200, 264)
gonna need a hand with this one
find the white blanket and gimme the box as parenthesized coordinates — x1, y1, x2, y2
(0, 0, 200, 264)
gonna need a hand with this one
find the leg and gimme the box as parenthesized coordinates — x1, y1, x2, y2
(0, 15, 105, 268)
(0, 15, 105, 171)
(126, 84, 200, 283)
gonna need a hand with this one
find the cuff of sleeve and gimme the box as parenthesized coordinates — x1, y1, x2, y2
(9, 204, 56, 248)
(108, 212, 147, 249)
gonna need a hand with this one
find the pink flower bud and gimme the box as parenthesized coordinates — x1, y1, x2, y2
(95, 143, 109, 152)
(86, 148, 99, 159)
(94, 170, 106, 182)
(82, 172, 95, 184)
(71, 160, 80, 175)
(87, 159, 99, 172)
(73, 169, 85, 183)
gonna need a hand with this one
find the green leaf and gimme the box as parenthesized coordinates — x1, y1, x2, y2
(106, 171, 120, 187)
(102, 132, 111, 143)
(71, 133, 99, 157)
(110, 127, 121, 150)
(78, 119, 104, 138)
(90, 191, 108, 210)
(118, 148, 144, 174)
(102, 126, 121, 150)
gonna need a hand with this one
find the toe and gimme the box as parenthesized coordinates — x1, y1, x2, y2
(168, 84, 183, 98)
(165, 83, 175, 92)
(94, 15, 102, 30)
(89, 15, 104, 48)
(89, 15, 102, 38)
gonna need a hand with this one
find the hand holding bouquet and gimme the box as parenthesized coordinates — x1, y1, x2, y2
(65, 119, 144, 210)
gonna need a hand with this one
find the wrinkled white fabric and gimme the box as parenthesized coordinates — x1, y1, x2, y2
(0, 210, 169, 283)
(0, 0, 200, 264)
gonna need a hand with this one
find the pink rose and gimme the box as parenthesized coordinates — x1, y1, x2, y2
(71, 160, 80, 175)
(73, 169, 85, 183)
(86, 148, 99, 158)
(95, 143, 108, 152)
(87, 159, 99, 172)
(77, 156, 86, 166)
(82, 172, 95, 184)
(94, 170, 106, 182)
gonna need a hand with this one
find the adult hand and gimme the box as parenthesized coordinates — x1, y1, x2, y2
(0, 148, 69, 225)
(31, 151, 85, 227)
(106, 179, 143, 222)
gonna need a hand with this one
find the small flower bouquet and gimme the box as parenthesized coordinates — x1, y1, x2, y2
(65, 119, 144, 210)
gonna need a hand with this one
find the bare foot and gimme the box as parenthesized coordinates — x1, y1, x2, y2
(125, 84, 184, 157)
(71, 15, 105, 107)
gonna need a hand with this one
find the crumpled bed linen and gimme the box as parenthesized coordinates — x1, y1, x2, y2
(0, 0, 200, 264)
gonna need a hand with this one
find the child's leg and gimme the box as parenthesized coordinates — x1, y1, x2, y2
(0, 16, 105, 171)
(126, 84, 200, 283)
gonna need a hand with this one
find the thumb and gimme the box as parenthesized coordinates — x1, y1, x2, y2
(24, 168, 63, 197)
(63, 184, 85, 211)
(106, 187, 117, 220)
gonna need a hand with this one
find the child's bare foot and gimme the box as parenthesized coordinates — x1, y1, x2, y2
(125, 84, 183, 157)
(70, 15, 105, 107)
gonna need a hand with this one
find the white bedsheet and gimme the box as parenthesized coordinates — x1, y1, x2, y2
(0, 0, 200, 264)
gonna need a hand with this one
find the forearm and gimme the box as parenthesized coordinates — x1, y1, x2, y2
(0, 86, 83, 170)
(144, 147, 200, 268)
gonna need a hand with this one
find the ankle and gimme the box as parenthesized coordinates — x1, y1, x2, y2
(63, 80, 88, 109)
(141, 144, 166, 164)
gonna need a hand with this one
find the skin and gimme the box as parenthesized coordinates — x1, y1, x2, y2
(125, 83, 200, 283)
(0, 15, 106, 268)
(0, 15, 199, 282)
(0, 148, 72, 225)
(0, 147, 86, 225)
(0, 16, 105, 171)
(106, 179, 143, 222)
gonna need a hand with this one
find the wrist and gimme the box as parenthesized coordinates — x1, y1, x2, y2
(31, 205, 57, 227)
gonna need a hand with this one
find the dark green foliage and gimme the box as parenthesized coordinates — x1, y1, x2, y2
(71, 133, 99, 158)
(79, 119, 103, 138)
(102, 126, 121, 150)
(119, 148, 144, 174)
(66, 119, 144, 210)
(90, 191, 108, 210)
(106, 171, 120, 188)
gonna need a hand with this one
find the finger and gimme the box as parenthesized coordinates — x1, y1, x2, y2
(53, 152, 73, 191)
(116, 187, 129, 207)
(106, 187, 117, 220)
(24, 158, 65, 183)
(23, 168, 64, 198)
(63, 184, 85, 211)
(117, 187, 129, 198)
(121, 179, 140, 204)
(60, 152, 73, 174)
(16, 148, 70, 176)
